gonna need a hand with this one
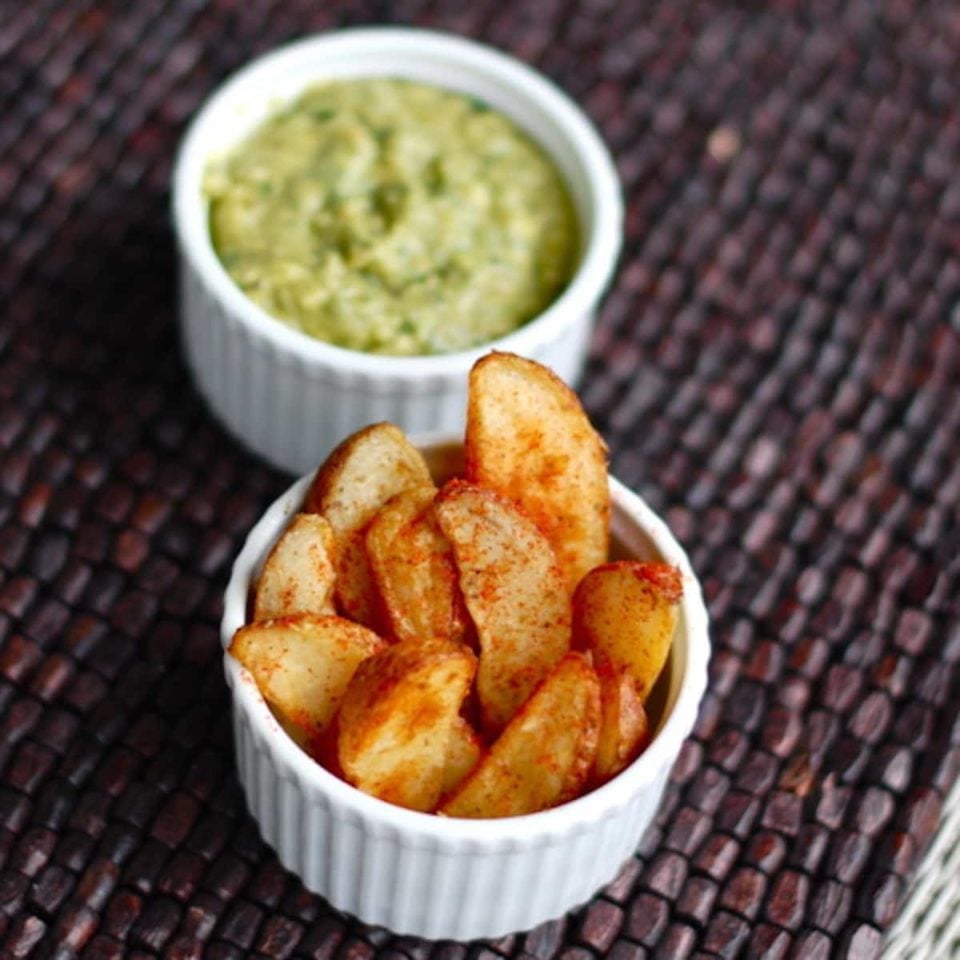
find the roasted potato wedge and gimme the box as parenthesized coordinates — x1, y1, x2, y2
(304, 423, 435, 628)
(252, 513, 336, 621)
(435, 480, 571, 734)
(337, 638, 476, 812)
(594, 662, 650, 781)
(465, 352, 610, 592)
(229, 614, 385, 748)
(440, 653, 601, 818)
(573, 561, 682, 703)
(442, 717, 483, 798)
(366, 489, 471, 645)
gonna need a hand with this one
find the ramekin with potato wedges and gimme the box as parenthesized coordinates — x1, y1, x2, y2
(221, 353, 710, 938)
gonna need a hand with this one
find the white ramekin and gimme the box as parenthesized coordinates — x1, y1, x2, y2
(172, 28, 622, 475)
(220, 436, 710, 940)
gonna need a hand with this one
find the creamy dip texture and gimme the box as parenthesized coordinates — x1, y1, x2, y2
(205, 79, 579, 356)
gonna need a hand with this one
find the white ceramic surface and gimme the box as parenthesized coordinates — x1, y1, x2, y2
(220, 436, 710, 940)
(172, 28, 623, 474)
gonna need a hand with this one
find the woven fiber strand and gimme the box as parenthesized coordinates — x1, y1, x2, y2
(1, 1, 959, 958)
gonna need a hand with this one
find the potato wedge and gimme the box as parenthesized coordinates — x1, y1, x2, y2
(594, 662, 650, 781)
(252, 513, 336, 621)
(229, 614, 385, 748)
(573, 561, 682, 703)
(465, 352, 610, 592)
(442, 718, 483, 798)
(366, 489, 471, 645)
(440, 653, 601, 818)
(337, 638, 476, 811)
(304, 423, 435, 628)
(435, 480, 571, 734)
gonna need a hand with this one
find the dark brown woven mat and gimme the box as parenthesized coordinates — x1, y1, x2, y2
(1, 1, 959, 957)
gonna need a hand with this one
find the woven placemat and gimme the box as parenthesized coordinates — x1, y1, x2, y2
(1, 1, 959, 958)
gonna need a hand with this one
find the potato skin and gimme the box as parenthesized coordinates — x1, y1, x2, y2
(594, 661, 650, 782)
(465, 352, 610, 593)
(573, 561, 681, 703)
(435, 479, 571, 735)
(441, 718, 482, 798)
(303, 422, 433, 517)
(366, 489, 471, 645)
(303, 422, 435, 628)
(229, 613, 386, 748)
(337, 638, 477, 811)
(439, 652, 601, 819)
(253, 513, 337, 621)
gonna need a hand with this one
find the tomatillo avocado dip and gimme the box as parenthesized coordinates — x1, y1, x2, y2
(205, 79, 579, 356)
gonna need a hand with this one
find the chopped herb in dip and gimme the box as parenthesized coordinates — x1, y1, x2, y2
(205, 79, 579, 356)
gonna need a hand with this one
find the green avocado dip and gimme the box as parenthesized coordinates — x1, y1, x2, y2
(204, 78, 579, 356)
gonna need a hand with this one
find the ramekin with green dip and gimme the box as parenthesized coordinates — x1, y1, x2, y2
(173, 28, 622, 474)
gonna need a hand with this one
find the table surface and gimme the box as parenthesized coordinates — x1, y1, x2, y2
(1, 2, 959, 958)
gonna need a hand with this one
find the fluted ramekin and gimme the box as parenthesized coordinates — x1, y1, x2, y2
(172, 28, 622, 475)
(220, 436, 710, 940)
